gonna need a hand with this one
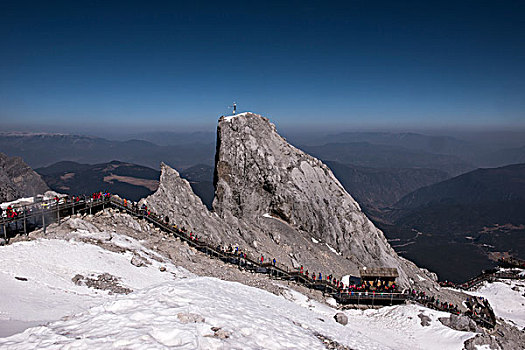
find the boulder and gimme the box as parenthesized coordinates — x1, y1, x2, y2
(334, 312, 348, 325)
(417, 313, 431, 327)
(439, 314, 480, 333)
(130, 255, 146, 267)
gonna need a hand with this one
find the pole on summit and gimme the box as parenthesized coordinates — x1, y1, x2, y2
(229, 102, 237, 115)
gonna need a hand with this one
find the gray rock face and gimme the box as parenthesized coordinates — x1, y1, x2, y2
(418, 313, 431, 327)
(463, 320, 525, 350)
(334, 312, 348, 325)
(140, 163, 238, 244)
(144, 113, 438, 288)
(0, 152, 49, 203)
(70, 273, 133, 294)
(213, 113, 429, 285)
(439, 314, 480, 332)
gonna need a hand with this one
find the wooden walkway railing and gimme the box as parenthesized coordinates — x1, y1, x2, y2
(0, 193, 411, 306)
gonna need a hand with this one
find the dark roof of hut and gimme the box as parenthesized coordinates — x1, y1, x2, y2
(359, 267, 399, 279)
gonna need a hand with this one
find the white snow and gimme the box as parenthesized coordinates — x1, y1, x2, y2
(1, 277, 381, 350)
(0, 234, 479, 349)
(0, 274, 476, 350)
(311, 237, 319, 243)
(325, 243, 341, 255)
(468, 279, 525, 329)
(0, 197, 34, 209)
(0, 234, 188, 337)
(344, 305, 475, 350)
(263, 213, 272, 218)
(1, 192, 67, 209)
(223, 112, 251, 121)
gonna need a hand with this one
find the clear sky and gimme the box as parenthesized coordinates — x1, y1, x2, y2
(1, 0, 524, 131)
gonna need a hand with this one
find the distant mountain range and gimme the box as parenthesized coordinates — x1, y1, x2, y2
(291, 130, 525, 169)
(121, 131, 215, 146)
(377, 163, 525, 282)
(303, 142, 474, 176)
(325, 161, 449, 210)
(0, 133, 215, 170)
(321, 132, 476, 156)
(482, 145, 525, 168)
(3, 130, 524, 175)
(36, 160, 214, 204)
(36, 161, 160, 201)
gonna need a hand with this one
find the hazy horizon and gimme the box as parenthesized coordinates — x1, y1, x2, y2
(2, 118, 525, 152)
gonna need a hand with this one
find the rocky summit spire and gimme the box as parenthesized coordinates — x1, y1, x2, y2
(0, 152, 49, 203)
(146, 112, 439, 288)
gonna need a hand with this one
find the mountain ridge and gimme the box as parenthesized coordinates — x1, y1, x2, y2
(0, 152, 49, 202)
(143, 112, 453, 291)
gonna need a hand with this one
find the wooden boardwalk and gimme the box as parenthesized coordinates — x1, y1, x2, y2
(0, 194, 404, 306)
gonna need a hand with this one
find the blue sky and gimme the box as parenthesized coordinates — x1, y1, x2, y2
(1, 1, 524, 131)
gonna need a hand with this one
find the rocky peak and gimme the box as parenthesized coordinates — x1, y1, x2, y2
(0, 152, 49, 203)
(214, 113, 360, 219)
(146, 113, 442, 289)
(213, 113, 407, 277)
(140, 163, 232, 243)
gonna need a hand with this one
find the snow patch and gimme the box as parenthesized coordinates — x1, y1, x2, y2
(325, 243, 341, 256)
(0, 197, 34, 209)
(223, 112, 251, 122)
(311, 237, 319, 244)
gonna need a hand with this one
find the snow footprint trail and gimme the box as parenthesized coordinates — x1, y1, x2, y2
(0, 277, 389, 350)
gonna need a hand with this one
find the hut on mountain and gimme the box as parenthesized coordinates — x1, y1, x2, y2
(359, 267, 399, 290)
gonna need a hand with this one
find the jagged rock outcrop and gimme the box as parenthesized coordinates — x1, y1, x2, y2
(213, 113, 434, 285)
(0, 152, 49, 203)
(438, 314, 481, 332)
(145, 112, 443, 288)
(140, 163, 235, 244)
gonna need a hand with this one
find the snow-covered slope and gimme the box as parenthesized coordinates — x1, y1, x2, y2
(468, 279, 525, 329)
(0, 233, 188, 337)
(0, 232, 478, 349)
